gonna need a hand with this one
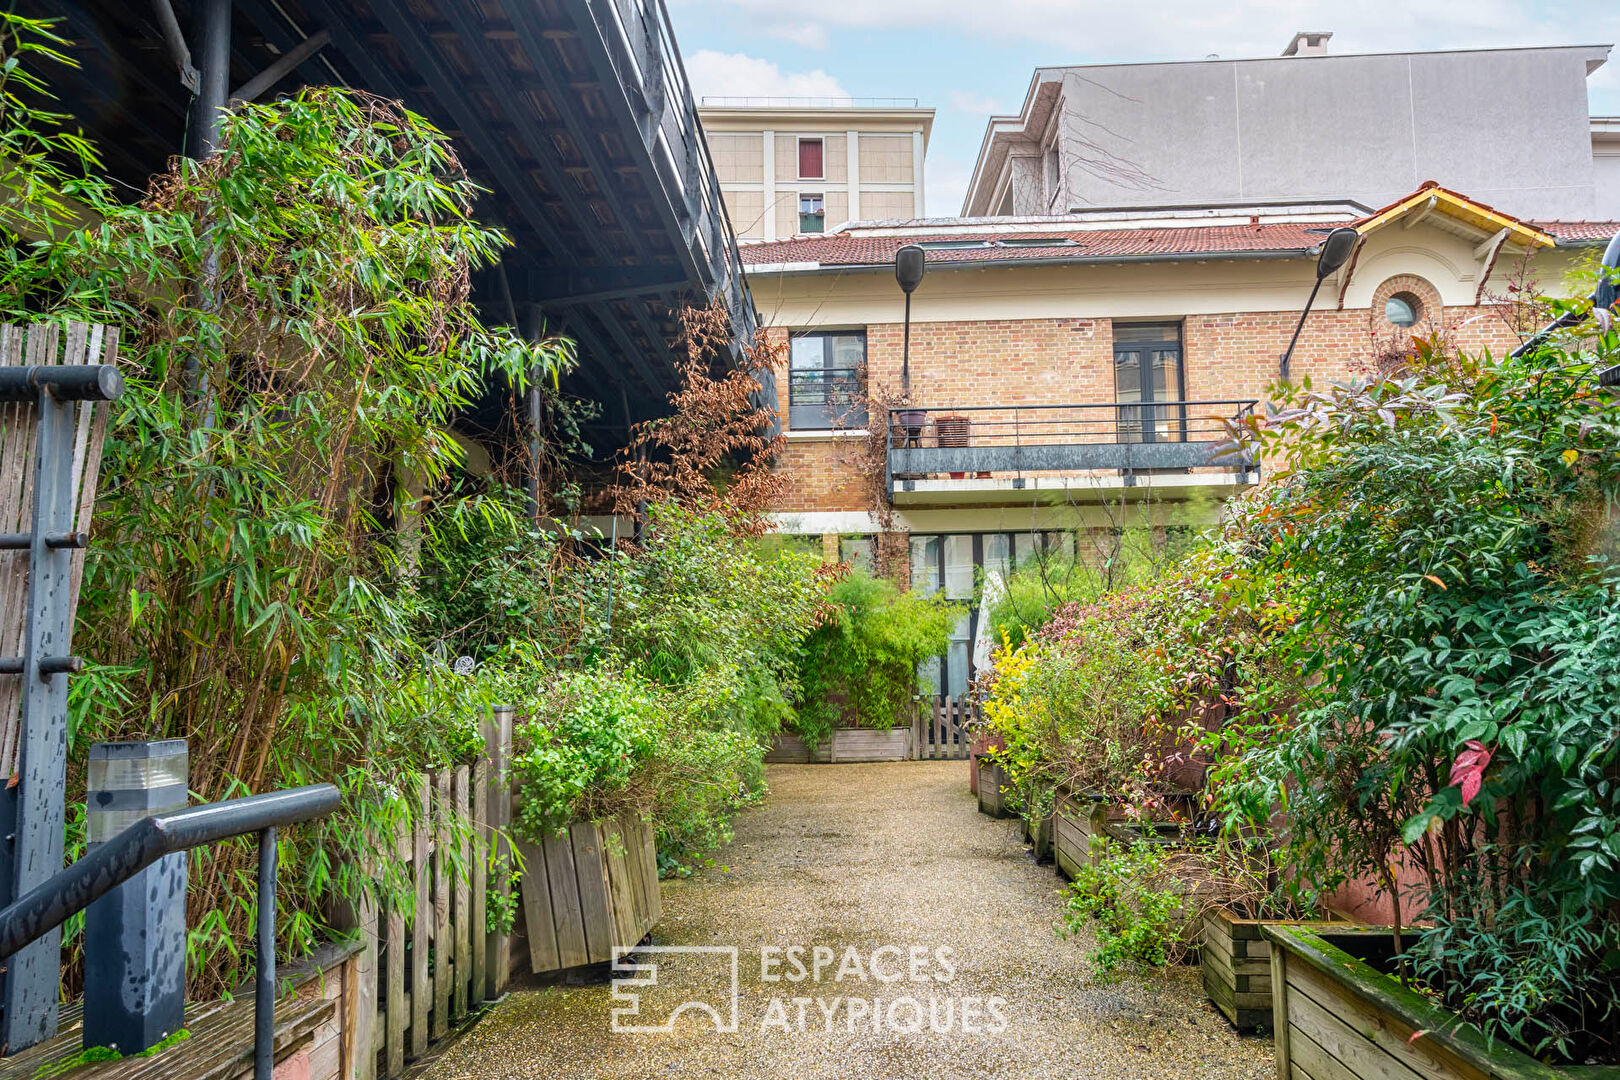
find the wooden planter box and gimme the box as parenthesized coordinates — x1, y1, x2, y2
(1023, 811, 1053, 860)
(829, 727, 911, 762)
(976, 759, 1009, 818)
(1201, 907, 1276, 1031)
(1264, 924, 1620, 1080)
(764, 733, 831, 763)
(514, 813, 661, 974)
(1052, 787, 1116, 879)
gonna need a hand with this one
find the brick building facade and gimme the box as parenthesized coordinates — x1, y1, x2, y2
(739, 184, 1619, 695)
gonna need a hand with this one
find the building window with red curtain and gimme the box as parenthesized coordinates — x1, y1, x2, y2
(798, 137, 824, 179)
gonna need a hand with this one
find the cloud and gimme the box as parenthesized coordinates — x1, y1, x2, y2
(764, 22, 829, 49)
(948, 90, 1004, 116)
(685, 50, 848, 102)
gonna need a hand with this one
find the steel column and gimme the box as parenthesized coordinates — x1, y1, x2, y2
(186, 0, 232, 159)
(2, 383, 81, 1051)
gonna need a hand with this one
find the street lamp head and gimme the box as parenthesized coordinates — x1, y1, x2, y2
(1315, 227, 1359, 280)
(895, 244, 926, 294)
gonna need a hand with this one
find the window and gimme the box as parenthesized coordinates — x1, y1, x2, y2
(1113, 322, 1186, 444)
(1385, 293, 1421, 327)
(799, 193, 825, 233)
(916, 239, 990, 251)
(797, 137, 824, 180)
(911, 530, 1077, 699)
(789, 331, 866, 429)
(840, 536, 874, 573)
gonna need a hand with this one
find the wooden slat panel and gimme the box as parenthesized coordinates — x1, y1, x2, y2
(452, 765, 471, 1022)
(1287, 1024, 1367, 1080)
(543, 827, 589, 969)
(409, 776, 431, 1059)
(1285, 955, 1489, 1080)
(482, 708, 512, 1000)
(570, 821, 614, 964)
(471, 759, 488, 1007)
(640, 818, 662, 928)
(604, 816, 637, 949)
(515, 837, 561, 973)
(620, 817, 649, 930)
(384, 817, 408, 1077)
(432, 770, 452, 1040)
(1272, 938, 1290, 1080)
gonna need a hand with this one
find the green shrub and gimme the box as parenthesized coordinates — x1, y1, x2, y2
(791, 569, 956, 747)
(1231, 329, 1620, 1056)
(1062, 837, 1188, 973)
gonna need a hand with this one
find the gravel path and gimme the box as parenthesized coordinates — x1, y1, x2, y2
(425, 761, 1273, 1079)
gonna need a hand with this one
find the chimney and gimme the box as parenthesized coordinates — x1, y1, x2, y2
(1282, 31, 1332, 57)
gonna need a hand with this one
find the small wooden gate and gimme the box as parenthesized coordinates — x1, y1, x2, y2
(912, 696, 974, 760)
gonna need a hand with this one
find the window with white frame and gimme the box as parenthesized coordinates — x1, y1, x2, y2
(798, 193, 825, 233)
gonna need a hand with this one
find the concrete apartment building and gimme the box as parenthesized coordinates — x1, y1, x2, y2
(697, 98, 934, 241)
(962, 33, 1620, 221)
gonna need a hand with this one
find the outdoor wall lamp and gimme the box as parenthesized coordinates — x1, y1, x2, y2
(1279, 226, 1359, 381)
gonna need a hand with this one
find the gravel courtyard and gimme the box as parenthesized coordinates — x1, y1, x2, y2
(424, 761, 1273, 1080)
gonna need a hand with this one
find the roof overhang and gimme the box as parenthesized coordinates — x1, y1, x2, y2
(1354, 184, 1556, 249)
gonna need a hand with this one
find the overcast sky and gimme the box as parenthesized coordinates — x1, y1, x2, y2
(669, 0, 1620, 216)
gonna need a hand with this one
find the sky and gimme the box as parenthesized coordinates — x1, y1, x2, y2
(667, 0, 1620, 216)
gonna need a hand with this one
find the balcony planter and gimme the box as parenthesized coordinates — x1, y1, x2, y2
(936, 414, 971, 478)
(1263, 924, 1613, 1080)
(895, 408, 928, 441)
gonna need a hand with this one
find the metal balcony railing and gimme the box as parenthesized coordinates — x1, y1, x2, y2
(885, 400, 1258, 497)
(789, 367, 868, 430)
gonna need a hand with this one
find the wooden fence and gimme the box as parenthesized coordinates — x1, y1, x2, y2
(336, 708, 515, 1080)
(912, 696, 975, 760)
(0, 322, 117, 775)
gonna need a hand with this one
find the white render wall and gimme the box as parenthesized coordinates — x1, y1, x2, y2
(1002, 46, 1612, 221)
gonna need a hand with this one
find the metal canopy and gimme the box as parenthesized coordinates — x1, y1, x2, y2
(28, 0, 760, 441)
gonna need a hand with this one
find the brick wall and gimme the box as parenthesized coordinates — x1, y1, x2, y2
(770, 302, 1522, 515)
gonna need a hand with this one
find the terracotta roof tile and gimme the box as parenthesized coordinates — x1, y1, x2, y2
(738, 223, 1332, 268)
(1531, 220, 1620, 243)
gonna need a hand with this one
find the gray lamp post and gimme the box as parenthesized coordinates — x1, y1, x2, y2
(1280, 226, 1360, 381)
(894, 244, 926, 438)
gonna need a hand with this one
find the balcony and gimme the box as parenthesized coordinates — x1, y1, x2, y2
(884, 401, 1259, 506)
(789, 368, 869, 430)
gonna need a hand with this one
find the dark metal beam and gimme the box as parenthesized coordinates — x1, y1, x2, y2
(294, 0, 574, 263)
(231, 29, 331, 103)
(525, 265, 691, 306)
(504, 5, 659, 264)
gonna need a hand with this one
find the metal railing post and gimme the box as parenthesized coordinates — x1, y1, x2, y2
(255, 826, 277, 1080)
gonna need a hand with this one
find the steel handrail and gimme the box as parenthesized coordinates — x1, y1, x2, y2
(0, 784, 341, 1078)
(886, 398, 1259, 415)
